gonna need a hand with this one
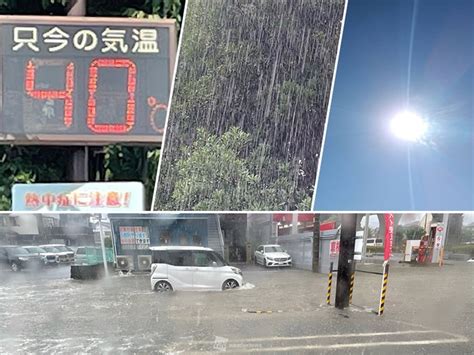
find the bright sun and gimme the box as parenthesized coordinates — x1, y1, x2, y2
(390, 111, 427, 142)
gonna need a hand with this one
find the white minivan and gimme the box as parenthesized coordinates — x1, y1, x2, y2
(150, 246, 243, 292)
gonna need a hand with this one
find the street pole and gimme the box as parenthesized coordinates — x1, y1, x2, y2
(361, 213, 369, 260)
(98, 214, 109, 277)
(67, 0, 89, 182)
(312, 214, 320, 272)
(335, 214, 357, 309)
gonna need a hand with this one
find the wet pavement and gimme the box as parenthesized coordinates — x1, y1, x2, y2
(0, 262, 472, 354)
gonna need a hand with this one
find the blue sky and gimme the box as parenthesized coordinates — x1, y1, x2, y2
(314, 0, 473, 211)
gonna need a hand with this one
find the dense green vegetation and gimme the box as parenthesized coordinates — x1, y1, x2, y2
(0, 0, 184, 210)
(155, 0, 345, 210)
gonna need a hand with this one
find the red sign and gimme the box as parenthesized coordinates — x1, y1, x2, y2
(321, 221, 337, 231)
(384, 213, 394, 261)
(329, 240, 340, 256)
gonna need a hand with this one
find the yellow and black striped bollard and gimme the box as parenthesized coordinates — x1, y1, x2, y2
(378, 262, 390, 316)
(349, 272, 355, 304)
(326, 262, 333, 305)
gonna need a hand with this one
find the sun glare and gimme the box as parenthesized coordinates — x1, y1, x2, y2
(390, 111, 427, 142)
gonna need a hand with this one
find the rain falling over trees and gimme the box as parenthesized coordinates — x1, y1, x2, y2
(154, 0, 346, 211)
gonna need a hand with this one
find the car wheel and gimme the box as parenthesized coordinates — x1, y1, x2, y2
(155, 281, 173, 293)
(222, 279, 239, 290)
(11, 262, 20, 272)
(254, 256, 258, 265)
(264, 258, 267, 267)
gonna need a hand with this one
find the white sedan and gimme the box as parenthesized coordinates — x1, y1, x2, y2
(254, 245, 292, 267)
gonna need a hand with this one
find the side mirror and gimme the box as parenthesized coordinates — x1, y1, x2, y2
(211, 261, 218, 267)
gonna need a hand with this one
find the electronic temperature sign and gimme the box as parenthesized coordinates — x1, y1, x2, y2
(0, 16, 176, 144)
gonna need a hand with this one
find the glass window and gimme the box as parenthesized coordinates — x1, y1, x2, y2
(160, 233, 171, 245)
(7, 247, 28, 255)
(208, 251, 226, 266)
(76, 248, 85, 255)
(25, 247, 44, 254)
(192, 251, 213, 267)
(152, 251, 169, 264)
(167, 250, 192, 266)
(264, 246, 283, 253)
(192, 235, 202, 246)
(42, 247, 60, 253)
(191, 251, 226, 267)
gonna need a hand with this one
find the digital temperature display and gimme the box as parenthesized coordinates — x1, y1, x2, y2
(0, 16, 176, 144)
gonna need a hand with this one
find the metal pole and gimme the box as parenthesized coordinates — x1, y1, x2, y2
(378, 261, 389, 315)
(67, 0, 89, 182)
(67, 0, 86, 16)
(335, 214, 357, 309)
(98, 214, 109, 277)
(361, 213, 369, 260)
(312, 214, 320, 273)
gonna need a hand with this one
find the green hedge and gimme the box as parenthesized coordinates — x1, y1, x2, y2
(366, 246, 384, 254)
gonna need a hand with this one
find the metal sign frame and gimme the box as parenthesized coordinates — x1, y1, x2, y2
(0, 15, 177, 145)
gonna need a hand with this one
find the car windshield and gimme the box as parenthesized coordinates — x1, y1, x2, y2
(7, 247, 29, 255)
(25, 247, 45, 254)
(42, 247, 60, 253)
(264, 246, 284, 253)
(52, 246, 68, 252)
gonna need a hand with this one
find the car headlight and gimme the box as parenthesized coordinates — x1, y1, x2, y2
(230, 267, 242, 276)
(18, 257, 29, 261)
(266, 257, 274, 261)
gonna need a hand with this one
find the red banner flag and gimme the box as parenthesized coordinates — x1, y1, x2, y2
(384, 214, 394, 261)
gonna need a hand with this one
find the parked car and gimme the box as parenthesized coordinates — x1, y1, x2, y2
(39, 244, 74, 263)
(0, 246, 42, 272)
(150, 246, 243, 292)
(254, 244, 292, 267)
(366, 238, 384, 247)
(73, 246, 114, 266)
(23, 246, 58, 265)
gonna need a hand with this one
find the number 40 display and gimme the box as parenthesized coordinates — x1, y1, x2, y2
(25, 57, 160, 134)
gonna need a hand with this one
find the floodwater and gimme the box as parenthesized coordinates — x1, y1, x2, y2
(1, 263, 472, 353)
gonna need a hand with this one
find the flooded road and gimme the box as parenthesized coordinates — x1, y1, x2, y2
(0, 263, 472, 353)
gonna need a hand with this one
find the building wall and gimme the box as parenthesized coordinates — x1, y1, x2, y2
(109, 214, 224, 270)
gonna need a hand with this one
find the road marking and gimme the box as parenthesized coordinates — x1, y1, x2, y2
(234, 338, 470, 353)
(188, 330, 462, 344)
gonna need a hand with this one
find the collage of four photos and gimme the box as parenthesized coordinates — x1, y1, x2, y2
(0, 0, 472, 354)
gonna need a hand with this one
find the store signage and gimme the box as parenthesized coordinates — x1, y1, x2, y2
(12, 181, 144, 211)
(119, 226, 150, 250)
(329, 240, 340, 256)
(0, 16, 176, 144)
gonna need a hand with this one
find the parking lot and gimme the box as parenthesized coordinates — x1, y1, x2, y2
(0, 262, 472, 354)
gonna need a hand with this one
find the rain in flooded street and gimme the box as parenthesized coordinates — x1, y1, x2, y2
(1, 263, 472, 354)
(154, 0, 346, 211)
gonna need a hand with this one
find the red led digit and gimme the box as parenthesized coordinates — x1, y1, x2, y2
(87, 58, 137, 134)
(25, 60, 75, 127)
(147, 96, 168, 134)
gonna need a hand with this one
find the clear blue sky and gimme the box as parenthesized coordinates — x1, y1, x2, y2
(314, 0, 473, 211)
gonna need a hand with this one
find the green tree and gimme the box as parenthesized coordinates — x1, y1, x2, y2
(163, 127, 311, 211)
